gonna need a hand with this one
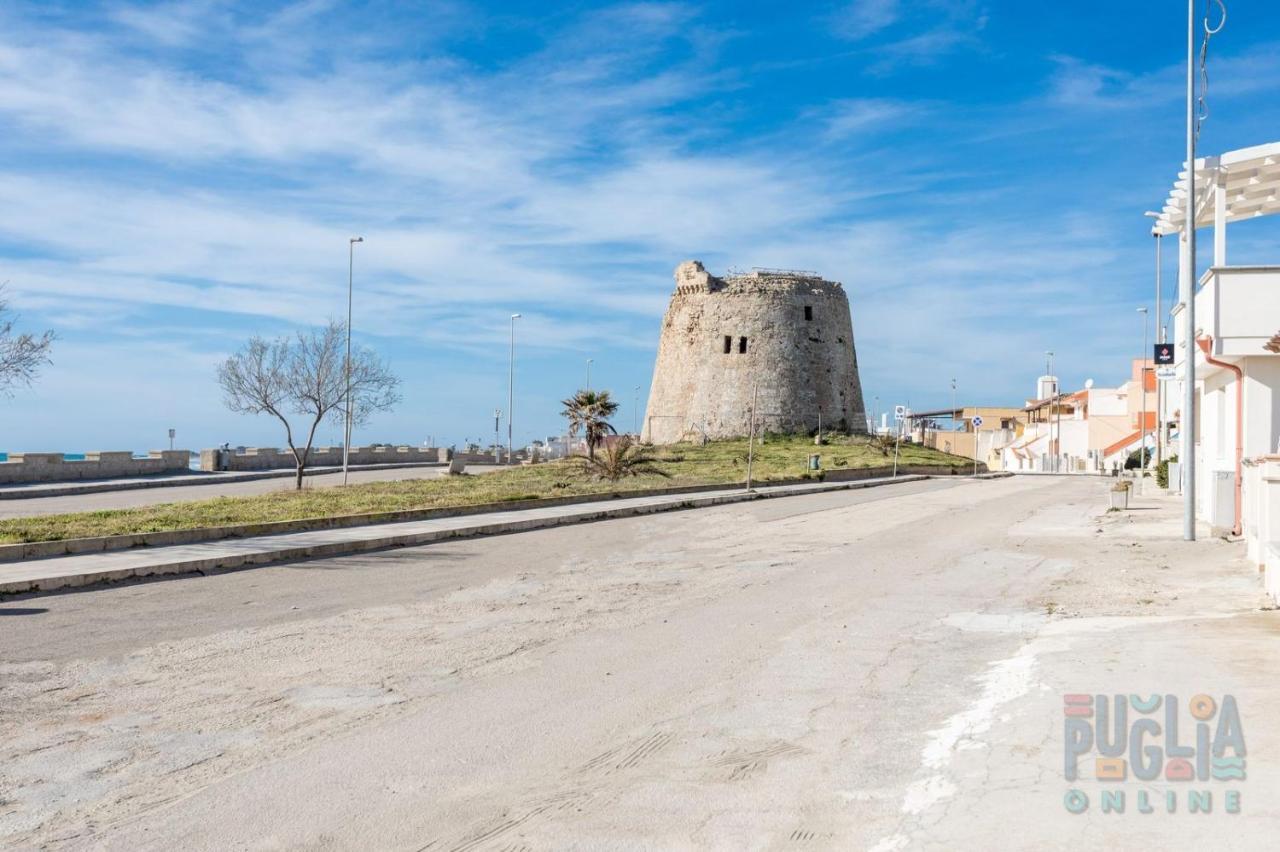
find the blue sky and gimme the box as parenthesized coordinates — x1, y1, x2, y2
(1, 0, 1278, 452)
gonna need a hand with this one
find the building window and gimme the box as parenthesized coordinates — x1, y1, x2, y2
(804, 305, 813, 321)
(738, 336, 748, 354)
(723, 335, 732, 354)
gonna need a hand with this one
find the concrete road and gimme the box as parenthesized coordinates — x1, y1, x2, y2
(0, 464, 502, 518)
(2, 476, 1276, 849)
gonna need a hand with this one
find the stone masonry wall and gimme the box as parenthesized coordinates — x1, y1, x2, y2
(642, 261, 867, 444)
(0, 451, 191, 484)
(200, 445, 447, 472)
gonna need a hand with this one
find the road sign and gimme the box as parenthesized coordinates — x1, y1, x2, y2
(971, 415, 983, 428)
(1154, 343, 1175, 365)
(894, 404, 906, 421)
(1156, 366, 1176, 381)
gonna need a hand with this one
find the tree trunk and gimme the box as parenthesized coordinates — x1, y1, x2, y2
(295, 462, 305, 490)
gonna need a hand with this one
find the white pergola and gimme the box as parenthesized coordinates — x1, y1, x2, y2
(1152, 141, 1280, 264)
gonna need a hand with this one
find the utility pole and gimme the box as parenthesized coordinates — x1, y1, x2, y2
(1181, 0, 1198, 540)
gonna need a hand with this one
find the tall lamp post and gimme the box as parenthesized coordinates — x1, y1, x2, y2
(1145, 212, 1165, 473)
(950, 378, 957, 430)
(508, 314, 521, 464)
(342, 236, 364, 486)
(1138, 307, 1150, 493)
(633, 385, 640, 436)
(586, 358, 593, 390)
(1045, 350, 1058, 472)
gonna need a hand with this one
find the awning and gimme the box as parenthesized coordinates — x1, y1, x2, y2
(1152, 141, 1280, 237)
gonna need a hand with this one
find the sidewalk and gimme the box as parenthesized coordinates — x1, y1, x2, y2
(0, 475, 940, 596)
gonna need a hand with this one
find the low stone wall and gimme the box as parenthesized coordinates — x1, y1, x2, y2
(823, 462, 987, 481)
(0, 451, 191, 484)
(200, 445, 447, 472)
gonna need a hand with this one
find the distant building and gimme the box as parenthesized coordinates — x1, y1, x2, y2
(996, 363, 1156, 473)
(916, 406, 1027, 469)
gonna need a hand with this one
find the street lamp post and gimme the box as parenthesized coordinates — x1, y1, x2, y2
(1138, 307, 1150, 494)
(1146, 217, 1170, 479)
(508, 314, 521, 464)
(633, 386, 640, 436)
(1044, 350, 1054, 470)
(494, 408, 502, 463)
(586, 358, 593, 390)
(343, 236, 363, 486)
(950, 378, 957, 431)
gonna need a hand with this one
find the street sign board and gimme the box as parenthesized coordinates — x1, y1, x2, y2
(894, 404, 906, 421)
(1154, 343, 1175, 365)
(1156, 366, 1176, 381)
(971, 415, 983, 428)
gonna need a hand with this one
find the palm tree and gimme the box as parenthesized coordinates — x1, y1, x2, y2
(573, 435, 669, 482)
(560, 388, 619, 459)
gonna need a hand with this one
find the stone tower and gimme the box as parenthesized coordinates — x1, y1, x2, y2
(641, 261, 867, 444)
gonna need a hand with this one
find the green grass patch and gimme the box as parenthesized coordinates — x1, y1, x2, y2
(0, 434, 968, 544)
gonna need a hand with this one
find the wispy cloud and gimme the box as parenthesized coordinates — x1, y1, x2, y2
(829, 0, 901, 41)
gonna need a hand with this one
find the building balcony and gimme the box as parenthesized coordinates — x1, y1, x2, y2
(1172, 265, 1280, 375)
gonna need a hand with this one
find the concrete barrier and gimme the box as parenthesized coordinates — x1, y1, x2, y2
(0, 450, 190, 484)
(200, 445, 447, 472)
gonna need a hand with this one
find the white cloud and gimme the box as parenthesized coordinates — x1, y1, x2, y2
(831, 0, 901, 41)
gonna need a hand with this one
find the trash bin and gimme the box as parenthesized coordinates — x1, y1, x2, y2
(808, 453, 821, 471)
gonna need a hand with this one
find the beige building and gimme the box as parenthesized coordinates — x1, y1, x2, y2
(918, 407, 1026, 469)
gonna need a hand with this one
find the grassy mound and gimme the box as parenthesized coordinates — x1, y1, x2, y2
(0, 434, 968, 543)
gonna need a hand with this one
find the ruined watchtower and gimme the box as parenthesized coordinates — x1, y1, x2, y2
(641, 261, 867, 444)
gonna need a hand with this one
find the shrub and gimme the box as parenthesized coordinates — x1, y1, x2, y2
(1124, 448, 1152, 470)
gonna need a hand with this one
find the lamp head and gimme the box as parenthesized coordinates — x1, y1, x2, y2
(350, 236, 364, 243)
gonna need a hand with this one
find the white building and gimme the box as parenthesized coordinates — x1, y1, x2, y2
(998, 367, 1155, 474)
(1151, 141, 1280, 599)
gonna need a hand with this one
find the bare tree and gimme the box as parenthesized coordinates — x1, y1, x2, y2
(218, 321, 401, 489)
(0, 287, 55, 395)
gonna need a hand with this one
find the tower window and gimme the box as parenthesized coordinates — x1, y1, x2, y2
(738, 336, 748, 354)
(804, 305, 813, 321)
(723, 335, 732, 354)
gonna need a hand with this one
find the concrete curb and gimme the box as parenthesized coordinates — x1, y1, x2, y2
(0, 474, 987, 596)
(0, 464, 980, 562)
(0, 461, 449, 500)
